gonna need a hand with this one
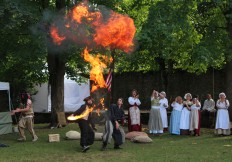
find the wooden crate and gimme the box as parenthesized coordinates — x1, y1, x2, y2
(48, 134, 60, 142)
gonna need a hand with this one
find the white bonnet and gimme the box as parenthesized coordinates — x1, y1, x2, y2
(159, 91, 166, 97)
(219, 92, 226, 98)
(184, 93, 192, 99)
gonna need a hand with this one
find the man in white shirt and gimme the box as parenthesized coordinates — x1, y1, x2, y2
(202, 94, 216, 128)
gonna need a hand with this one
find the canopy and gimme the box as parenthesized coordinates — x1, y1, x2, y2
(33, 79, 90, 112)
(0, 82, 12, 135)
(0, 82, 10, 91)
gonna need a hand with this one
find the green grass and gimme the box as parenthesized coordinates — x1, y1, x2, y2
(1, 124, 232, 162)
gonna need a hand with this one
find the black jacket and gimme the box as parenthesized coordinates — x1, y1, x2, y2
(73, 104, 95, 129)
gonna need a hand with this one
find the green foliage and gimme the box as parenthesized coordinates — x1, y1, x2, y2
(115, 0, 231, 74)
(0, 0, 48, 95)
(1, 0, 232, 96)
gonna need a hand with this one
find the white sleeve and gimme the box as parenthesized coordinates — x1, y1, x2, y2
(216, 100, 222, 109)
(202, 100, 207, 110)
(128, 97, 135, 105)
(196, 102, 201, 109)
(171, 102, 176, 107)
(226, 100, 230, 108)
(211, 100, 215, 109)
(136, 99, 141, 106)
(165, 99, 168, 108)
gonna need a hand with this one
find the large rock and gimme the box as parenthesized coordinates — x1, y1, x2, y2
(131, 135, 153, 143)
(125, 131, 148, 140)
(65, 130, 103, 141)
(66, 130, 81, 140)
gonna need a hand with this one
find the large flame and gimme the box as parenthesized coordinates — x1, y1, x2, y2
(49, 1, 136, 52)
(83, 48, 112, 92)
(67, 107, 93, 121)
(71, 4, 102, 25)
(49, 1, 136, 92)
(93, 12, 136, 53)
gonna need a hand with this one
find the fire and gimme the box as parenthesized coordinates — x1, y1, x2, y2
(94, 12, 136, 53)
(49, 1, 136, 53)
(49, 1, 136, 91)
(67, 107, 94, 121)
(83, 48, 112, 92)
(50, 26, 66, 45)
(100, 98, 106, 110)
(71, 4, 102, 25)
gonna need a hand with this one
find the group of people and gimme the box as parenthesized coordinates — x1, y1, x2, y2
(10, 89, 231, 153)
(147, 91, 230, 137)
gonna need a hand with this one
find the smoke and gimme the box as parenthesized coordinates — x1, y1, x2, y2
(32, 0, 136, 54)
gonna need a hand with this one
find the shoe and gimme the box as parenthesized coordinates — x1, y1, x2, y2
(101, 146, 107, 151)
(17, 138, 26, 141)
(82, 146, 90, 153)
(114, 146, 122, 149)
(32, 136, 38, 142)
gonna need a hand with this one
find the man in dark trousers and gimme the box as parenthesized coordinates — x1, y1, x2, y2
(71, 96, 96, 153)
(101, 98, 125, 151)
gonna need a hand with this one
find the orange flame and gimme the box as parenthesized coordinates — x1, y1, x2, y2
(83, 48, 112, 92)
(71, 4, 102, 25)
(49, 1, 135, 92)
(100, 98, 105, 109)
(49, 1, 136, 53)
(94, 12, 136, 53)
(67, 107, 94, 121)
(50, 26, 66, 45)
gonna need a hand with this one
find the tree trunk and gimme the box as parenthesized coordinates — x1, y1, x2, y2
(47, 0, 66, 127)
(48, 53, 65, 127)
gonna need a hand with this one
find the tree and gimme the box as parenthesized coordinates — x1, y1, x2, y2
(114, 0, 231, 91)
(0, 0, 48, 101)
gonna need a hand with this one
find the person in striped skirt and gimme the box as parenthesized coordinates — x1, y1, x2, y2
(101, 98, 125, 150)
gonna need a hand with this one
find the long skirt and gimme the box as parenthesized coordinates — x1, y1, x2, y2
(180, 108, 190, 135)
(148, 108, 163, 134)
(169, 110, 182, 135)
(160, 108, 168, 128)
(128, 109, 142, 132)
(215, 109, 230, 135)
(189, 110, 201, 136)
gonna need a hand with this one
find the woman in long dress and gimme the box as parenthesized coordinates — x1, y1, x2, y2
(169, 96, 183, 135)
(148, 90, 163, 134)
(189, 97, 201, 136)
(128, 89, 141, 132)
(180, 93, 192, 135)
(215, 92, 230, 136)
(159, 91, 168, 131)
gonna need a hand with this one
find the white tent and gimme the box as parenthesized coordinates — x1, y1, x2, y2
(0, 82, 12, 135)
(0, 82, 11, 111)
(32, 79, 90, 112)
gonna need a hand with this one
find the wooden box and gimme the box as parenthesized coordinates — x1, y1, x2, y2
(48, 134, 60, 142)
